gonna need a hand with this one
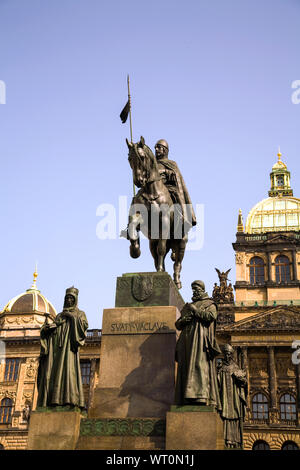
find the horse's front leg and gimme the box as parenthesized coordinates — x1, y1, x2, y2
(157, 239, 167, 271)
(149, 240, 159, 270)
(128, 213, 141, 259)
(156, 211, 170, 271)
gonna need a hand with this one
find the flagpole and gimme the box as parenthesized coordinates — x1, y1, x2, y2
(127, 75, 133, 143)
(127, 75, 135, 196)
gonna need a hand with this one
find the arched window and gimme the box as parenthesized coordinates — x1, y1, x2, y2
(252, 393, 269, 420)
(275, 255, 291, 283)
(277, 175, 284, 187)
(249, 257, 265, 284)
(252, 440, 270, 450)
(281, 441, 299, 450)
(280, 394, 297, 421)
(0, 398, 13, 424)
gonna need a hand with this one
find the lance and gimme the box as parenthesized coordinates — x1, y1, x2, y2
(127, 75, 136, 197)
(120, 75, 136, 197)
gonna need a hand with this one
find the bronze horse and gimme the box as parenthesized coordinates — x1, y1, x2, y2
(124, 136, 189, 289)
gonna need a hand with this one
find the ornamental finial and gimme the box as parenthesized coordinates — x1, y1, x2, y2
(30, 262, 38, 290)
(277, 146, 282, 161)
(237, 209, 244, 232)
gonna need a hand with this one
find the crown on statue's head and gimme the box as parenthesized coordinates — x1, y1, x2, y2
(65, 286, 79, 297)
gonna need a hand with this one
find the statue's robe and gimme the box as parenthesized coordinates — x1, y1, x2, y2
(218, 361, 247, 448)
(157, 158, 197, 228)
(175, 296, 221, 408)
(37, 308, 88, 408)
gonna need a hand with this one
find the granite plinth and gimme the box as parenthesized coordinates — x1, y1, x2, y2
(77, 435, 164, 450)
(166, 406, 224, 450)
(89, 305, 179, 420)
(115, 272, 184, 310)
(27, 410, 82, 450)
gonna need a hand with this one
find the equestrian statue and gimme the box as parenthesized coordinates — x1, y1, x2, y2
(121, 136, 196, 290)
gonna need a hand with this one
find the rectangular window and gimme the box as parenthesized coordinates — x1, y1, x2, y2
(80, 361, 91, 385)
(0, 398, 13, 424)
(4, 358, 20, 381)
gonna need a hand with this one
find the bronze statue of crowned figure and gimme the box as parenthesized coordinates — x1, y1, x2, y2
(122, 136, 196, 290)
(36, 286, 88, 410)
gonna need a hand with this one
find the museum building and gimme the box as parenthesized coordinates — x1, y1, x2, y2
(1, 150, 300, 450)
(217, 150, 300, 450)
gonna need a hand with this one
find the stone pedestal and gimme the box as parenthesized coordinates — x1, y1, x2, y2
(89, 305, 179, 419)
(166, 406, 224, 450)
(77, 272, 182, 450)
(27, 409, 82, 450)
(115, 272, 184, 310)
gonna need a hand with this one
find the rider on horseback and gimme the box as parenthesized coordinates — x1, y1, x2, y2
(121, 136, 197, 289)
(154, 139, 197, 229)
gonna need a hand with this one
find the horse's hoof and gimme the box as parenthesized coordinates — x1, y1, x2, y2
(130, 246, 141, 258)
(175, 281, 182, 289)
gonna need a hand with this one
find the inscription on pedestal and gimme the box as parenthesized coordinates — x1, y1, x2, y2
(90, 306, 179, 420)
(110, 321, 168, 333)
(102, 307, 177, 335)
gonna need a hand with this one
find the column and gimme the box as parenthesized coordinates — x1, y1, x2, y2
(267, 252, 272, 282)
(267, 346, 277, 409)
(88, 358, 98, 409)
(292, 250, 298, 281)
(232, 346, 238, 365)
(241, 346, 248, 370)
(241, 346, 249, 408)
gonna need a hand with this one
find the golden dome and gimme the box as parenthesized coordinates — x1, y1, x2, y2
(245, 196, 300, 234)
(1, 270, 57, 317)
(272, 149, 287, 170)
(272, 160, 287, 170)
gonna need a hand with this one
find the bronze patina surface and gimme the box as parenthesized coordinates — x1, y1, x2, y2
(218, 344, 247, 449)
(174, 280, 221, 408)
(37, 286, 88, 409)
(122, 137, 196, 290)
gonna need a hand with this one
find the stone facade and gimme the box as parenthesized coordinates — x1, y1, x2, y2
(217, 303, 300, 450)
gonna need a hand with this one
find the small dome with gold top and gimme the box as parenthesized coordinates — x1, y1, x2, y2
(271, 147, 287, 171)
(243, 149, 300, 234)
(1, 268, 57, 318)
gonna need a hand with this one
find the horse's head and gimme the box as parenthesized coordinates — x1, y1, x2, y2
(126, 136, 159, 188)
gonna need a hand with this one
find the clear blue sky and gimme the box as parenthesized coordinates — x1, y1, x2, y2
(0, 0, 300, 327)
